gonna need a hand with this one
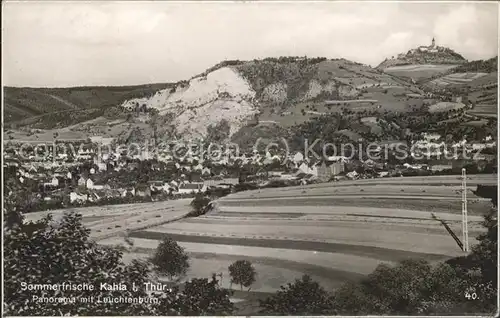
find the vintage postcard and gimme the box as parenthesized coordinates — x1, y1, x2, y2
(3, 1, 498, 316)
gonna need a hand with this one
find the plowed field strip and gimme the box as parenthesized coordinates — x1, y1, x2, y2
(181, 217, 485, 235)
(218, 197, 490, 214)
(129, 248, 365, 284)
(129, 230, 452, 262)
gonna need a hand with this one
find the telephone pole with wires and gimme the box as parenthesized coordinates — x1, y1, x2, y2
(461, 168, 469, 252)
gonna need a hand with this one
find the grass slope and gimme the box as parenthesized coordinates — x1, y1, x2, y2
(4, 83, 174, 127)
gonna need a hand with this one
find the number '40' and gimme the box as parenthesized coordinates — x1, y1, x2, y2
(465, 291, 478, 300)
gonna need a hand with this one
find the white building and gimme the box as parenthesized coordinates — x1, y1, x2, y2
(175, 182, 208, 194)
(202, 167, 211, 176)
(44, 177, 59, 188)
(70, 192, 88, 203)
(77, 177, 87, 187)
(86, 179, 94, 189)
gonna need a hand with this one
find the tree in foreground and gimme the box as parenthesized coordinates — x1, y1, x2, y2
(228, 260, 257, 291)
(158, 274, 234, 315)
(4, 213, 154, 315)
(150, 236, 190, 280)
(259, 275, 335, 315)
(3, 211, 234, 316)
(332, 258, 471, 315)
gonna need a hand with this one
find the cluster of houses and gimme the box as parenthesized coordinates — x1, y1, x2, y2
(4, 129, 497, 210)
(410, 133, 497, 171)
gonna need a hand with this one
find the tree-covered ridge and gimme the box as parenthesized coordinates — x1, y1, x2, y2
(191, 56, 330, 80)
(4, 83, 174, 125)
(452, 57, 498, 74)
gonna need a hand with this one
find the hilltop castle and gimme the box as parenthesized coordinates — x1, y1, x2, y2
(379, 37, 466, 69)
(396, 37, 444, 59)
(416, 37, 439, 53)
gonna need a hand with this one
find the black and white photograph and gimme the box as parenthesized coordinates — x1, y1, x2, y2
(2, 0, 499, 316)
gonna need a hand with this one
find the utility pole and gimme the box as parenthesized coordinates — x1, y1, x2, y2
(461, 168, 469, 252)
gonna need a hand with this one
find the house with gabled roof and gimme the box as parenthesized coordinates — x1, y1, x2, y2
(77, 176, 87, 188)
(296, 162, 318, 177)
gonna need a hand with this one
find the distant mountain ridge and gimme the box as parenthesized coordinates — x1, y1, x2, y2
(4, 52, 497, 141)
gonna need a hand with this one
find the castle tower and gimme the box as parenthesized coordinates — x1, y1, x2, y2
(431, 37, 435, 48)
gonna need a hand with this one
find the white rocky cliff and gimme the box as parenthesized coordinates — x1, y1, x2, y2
(121, 67, 259, 138)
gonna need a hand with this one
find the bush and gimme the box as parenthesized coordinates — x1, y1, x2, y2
(189, 194, 211, 217)
(159, 275, 234, 315)
(228, 260, 257, 291)
(333, 255, 496, 315)
(150, 237, 190, 280)
(233, 182, 259, 193)
(264, 180, 290, 188)
(335, 259, 435, 314)
(260, 275, 334, 315)
(205, 187, 231, 199)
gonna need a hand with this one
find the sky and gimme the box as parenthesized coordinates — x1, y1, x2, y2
(3, 1, 499, 87)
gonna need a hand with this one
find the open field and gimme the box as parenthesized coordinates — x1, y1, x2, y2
(383, 64, 458, 81)
(428, 72, 490, 86)
(423, 71, 498, 119)
(94, 175, 496, 301)
(24, 199, 193, 240)
(428, 101, 465, 113)
(469, 101, 497, 118)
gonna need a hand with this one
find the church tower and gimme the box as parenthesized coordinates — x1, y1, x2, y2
(431, 37, 435, 48)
